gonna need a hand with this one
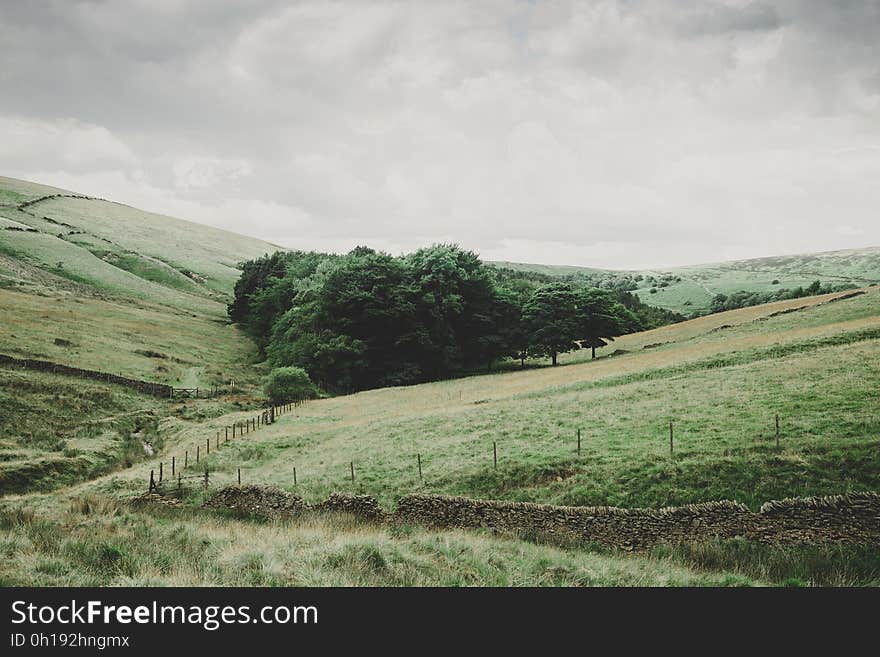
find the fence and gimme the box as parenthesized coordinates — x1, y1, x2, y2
(145, 401, 303, 492)
(146, 408, 796, 505)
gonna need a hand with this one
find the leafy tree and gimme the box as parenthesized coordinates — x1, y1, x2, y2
(523, 282, 580, 365)
(264, 366, 317, 404)
(406, 244, 498, 377)
(575, 288, 639, 359)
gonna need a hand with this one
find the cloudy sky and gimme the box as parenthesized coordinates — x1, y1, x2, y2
(1, 1, 879, 269)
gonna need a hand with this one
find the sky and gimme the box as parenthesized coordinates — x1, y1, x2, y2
(1, 0, 879, 269)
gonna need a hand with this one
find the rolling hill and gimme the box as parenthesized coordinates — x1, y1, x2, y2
(2, 175, 879, 586)
(492, 247, 880, 315)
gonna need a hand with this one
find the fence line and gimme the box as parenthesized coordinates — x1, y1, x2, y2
(147, 411, 788, 499)
(146, 401, 304, 492)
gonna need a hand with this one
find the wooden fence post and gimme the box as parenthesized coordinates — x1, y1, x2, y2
(493, 441, 497, 469)
(149, 469, 155, 492)
(159, 461, 163, 482)
(350, 461, 355, 483)
(177, 473, 182, 493)
(185, 450, 188, 469)
(775, 414, 780, 448)
(417, 453, 422, 481)
(204, 469, 209, 489)
(293, 467, 297, 486)
(669, 421, 674, 455)
(238, 468, 241, 485)
(196, 445, 200, 464)
(206, 437, 210, 455)
(171, 455, 175, 477)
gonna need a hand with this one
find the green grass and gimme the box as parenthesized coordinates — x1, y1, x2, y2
(99, 287, 880, 512)
(0, 499, 756, 586)
(2, 175, 879, 586)
(656, 539, 880, 586)
(494, 247, 880, 314)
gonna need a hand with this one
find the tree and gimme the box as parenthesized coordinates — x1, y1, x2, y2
(406, 244, 499, 377)
(264, 366, 317, 404)
(523, 282, 580, 365)
(575, 288, 639, 359)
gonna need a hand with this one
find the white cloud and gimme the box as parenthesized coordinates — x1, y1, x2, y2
(1, 0, 879, 268)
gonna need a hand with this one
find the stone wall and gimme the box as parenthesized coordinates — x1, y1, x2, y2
(198, 486, 879, 549)
(393, 492, 880, 549)
(0, 353, 173, 398)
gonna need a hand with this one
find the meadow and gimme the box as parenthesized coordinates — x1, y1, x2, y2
(2, 175, 879, 586)
(79, 287, 877, 515)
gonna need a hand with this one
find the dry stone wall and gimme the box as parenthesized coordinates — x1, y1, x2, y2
(0, 353, 173, 398)
(199, 486, 879, 549)
(393, 492, 880, 549)
(203, 485, 306, 518)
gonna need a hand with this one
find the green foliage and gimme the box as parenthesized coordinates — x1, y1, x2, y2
(264, 367, 317, 404)
(706, 280, 857, 314)
(522, 282, 580, 365)
(232, 245, 667, 391)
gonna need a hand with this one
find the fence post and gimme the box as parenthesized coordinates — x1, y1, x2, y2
(293, 467, 297, 487)
(417, 453, 422, 481)
(350, 461, 355, 483)
(149, 469, 155, 492)
(238, 468, 241, 485)
(196, 445, 200, 464)
(204, 469, 209, 489)
(178, 473, 182, 493)
(172, 455, 175, 477)
(185, 450, 188, 469)
(159, 461, 163, 482)
(775, 414, 780, 448)
(577, 428, 581, 455)
(206, 437, 210, 455)
(493, 441, 497, 469)
(669, 421, 674, 455)
(232, 424, 235, 438)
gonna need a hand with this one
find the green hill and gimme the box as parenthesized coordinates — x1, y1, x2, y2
(2, 175, 879, 587)
(492, 247, 880, 315)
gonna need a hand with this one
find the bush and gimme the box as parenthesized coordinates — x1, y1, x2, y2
(264, 367, 317, 404)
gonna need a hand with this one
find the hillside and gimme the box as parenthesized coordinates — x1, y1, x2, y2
(3, 283, 878, 586)
(2, 176, 879, 586)
(84, 285, 877, 512)
(0, 176, 280, 385)
(492, 247, 880, 315)
(0, 176, 280, 493)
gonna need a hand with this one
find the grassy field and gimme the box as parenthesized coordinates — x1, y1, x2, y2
(73, 286, 877, 515)
(0, 500, 763, 586)
(1, 175, 878, 586)
(494, 247, 880, 314)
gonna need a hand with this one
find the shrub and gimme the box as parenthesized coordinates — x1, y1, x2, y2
(264, 366, 318, 404)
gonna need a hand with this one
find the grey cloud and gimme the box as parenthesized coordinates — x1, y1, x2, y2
(1, 1, 879, 269)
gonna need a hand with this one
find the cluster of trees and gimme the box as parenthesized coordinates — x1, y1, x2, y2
(706, 280, 857, 314)
(230, 245, 683, 393)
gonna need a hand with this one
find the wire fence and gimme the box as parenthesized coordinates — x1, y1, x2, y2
(146, 407, 792, 496)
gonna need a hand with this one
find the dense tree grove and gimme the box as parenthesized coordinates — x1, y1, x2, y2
(230, 245, 682, 393)
(705, 280, 857, 314)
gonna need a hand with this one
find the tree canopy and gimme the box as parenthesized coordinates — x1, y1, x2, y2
(230, 244, 683, 393)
